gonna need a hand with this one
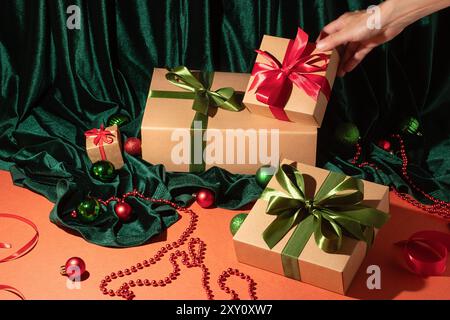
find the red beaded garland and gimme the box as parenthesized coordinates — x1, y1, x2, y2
(97, 190, 258, 300)
(351, 134, 450, 219)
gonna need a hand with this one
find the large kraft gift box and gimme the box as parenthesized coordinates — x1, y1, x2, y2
(233, 160, 390, 294)
(243, 28, 339, 127)
(85, 124, 124, 169)
(141, 68, 318, 174)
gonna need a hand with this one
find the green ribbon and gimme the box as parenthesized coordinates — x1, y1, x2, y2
(260, 164, 390, 280)
(149, 66, 244, 172)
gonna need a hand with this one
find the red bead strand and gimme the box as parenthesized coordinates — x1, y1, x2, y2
(96, 190, 258, 300)
(350, 135, 450, 219)
(390, 134, 450, 219)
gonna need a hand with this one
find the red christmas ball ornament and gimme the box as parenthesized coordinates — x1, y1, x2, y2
(60, 257, 86, 278)
(124, 137, 142, 156)
(114, 201, 133, 222)
(196, 189, 215, 208)
(377, 139, 392, 152)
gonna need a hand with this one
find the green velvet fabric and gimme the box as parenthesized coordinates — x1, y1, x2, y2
(0, 1, 448, 247)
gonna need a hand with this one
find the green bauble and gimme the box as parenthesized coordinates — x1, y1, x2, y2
(77, 198, 102, 223)
(107, 113, 130, 127)
(256, 165, 275, 188)
(230, 213, 248, 236)
(335, 122, 360, 147)
(399, 116, 422, 136)
(91, 160, 117, 182)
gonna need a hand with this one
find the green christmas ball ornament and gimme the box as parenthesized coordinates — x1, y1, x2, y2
(335, 122, 360, 147)
(256, 165, 275, 188)
(76, 197, 102, 223)
(91, 160, 117, 182)
(107, 113, 130, 128)
(230, 213, 248, 236)
(399, 116, 422, 136)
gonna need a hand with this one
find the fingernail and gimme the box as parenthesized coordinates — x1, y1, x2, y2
(316, 41, 324, 50)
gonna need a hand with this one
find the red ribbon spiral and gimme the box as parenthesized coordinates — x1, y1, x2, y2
(1, 213, 40, 300)
(396, 230, 450, 276)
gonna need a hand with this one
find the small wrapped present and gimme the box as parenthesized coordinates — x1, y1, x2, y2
(141, 67, 318, 174)
(243, 27, 339, 126)
(233, 160, 390, 294)
(85, 124, 124, 169)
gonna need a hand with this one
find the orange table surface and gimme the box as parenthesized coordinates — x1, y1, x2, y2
(0, 169, 449, 300)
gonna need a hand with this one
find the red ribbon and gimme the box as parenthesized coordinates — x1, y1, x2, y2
(0, 213, 40, 300)
(396, 230, 450, 276)
(0, 285, 26, 300)
(249, 27, 332, 121)
(84, 125, 115, 161)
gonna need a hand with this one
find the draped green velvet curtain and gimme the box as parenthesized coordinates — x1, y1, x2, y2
(0, 0, 449, 246)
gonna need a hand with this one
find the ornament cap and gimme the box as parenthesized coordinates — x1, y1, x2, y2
(59, 265, 67, 276)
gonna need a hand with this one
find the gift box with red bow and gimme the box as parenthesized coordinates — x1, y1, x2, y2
(243, 28, 339, 126)
(85, 124, 124, 169)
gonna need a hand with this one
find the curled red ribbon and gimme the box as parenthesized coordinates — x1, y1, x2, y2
(250, 27, 331, 121)
(0, 213, 40, 300)
(396, 230, 450, 276)
(0, 285, 26, 300)
(84, 125, 115, 161)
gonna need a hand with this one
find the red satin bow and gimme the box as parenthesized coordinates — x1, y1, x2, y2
(1, 213, 40, 300)
(396, 230, 450, 276)
(84, 125, 115, 161)
(250, 27, 331, 121)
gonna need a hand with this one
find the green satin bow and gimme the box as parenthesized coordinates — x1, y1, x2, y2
(149, 66, 244, 172)
(260, 164, 390, 280)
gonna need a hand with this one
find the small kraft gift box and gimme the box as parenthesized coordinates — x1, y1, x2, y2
(141, 67, 319, 174)
(233, 159, 390, 294)
(243, 27, 339, 127)
(85, 124, 124, 169)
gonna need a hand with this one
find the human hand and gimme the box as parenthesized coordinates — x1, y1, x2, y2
(316, 4, 404, 77)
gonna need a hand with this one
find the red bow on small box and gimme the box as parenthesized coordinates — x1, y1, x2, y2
(84, 125, 115, 161)
(249, 27, 332, 121)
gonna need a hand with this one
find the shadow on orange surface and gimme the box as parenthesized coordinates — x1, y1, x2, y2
(347, 197, 449, 300)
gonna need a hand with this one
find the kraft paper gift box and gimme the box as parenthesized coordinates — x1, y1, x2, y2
(141, 67, 318, 174)
(85, 124, 124, 169)
(243, 27, 339, 127)
(233, 160, 390, 294)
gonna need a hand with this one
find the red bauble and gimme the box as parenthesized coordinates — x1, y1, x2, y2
(114, 201, 133, 222)
(64, 257, 86, 277)
(124, 137, 142, 156)
(377, 139, 391, 152)
(196, 189, 215, 208)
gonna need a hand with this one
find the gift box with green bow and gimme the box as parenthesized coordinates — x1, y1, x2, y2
(141, 68, 318, 174)
(233, 160, 390, 294)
